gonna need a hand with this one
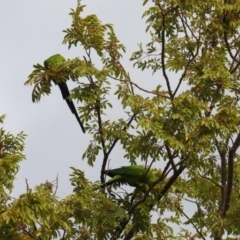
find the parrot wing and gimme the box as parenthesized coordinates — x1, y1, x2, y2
(104, 165, 148, 178)
(102, 165, 156, 189)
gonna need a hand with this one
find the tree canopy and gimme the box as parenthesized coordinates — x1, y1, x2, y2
(2, 0, 240, 239)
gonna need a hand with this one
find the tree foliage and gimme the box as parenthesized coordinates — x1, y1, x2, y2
(2, 0, 240, 239)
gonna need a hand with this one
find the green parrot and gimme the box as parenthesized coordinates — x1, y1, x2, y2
(43, 54, 85, 133)
(101, 165, 158, 191)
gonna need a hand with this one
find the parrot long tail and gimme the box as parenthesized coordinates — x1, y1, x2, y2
(58, 83, 85, 133)
(101, 173, 123, 188)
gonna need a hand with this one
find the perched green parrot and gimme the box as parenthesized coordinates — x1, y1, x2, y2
(43, 54, 85, 133)
(101, 165, 158, 191)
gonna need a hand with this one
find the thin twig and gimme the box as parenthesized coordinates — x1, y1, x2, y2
(198, 172, 223, 189)
(21, 228, 39, 240)
(176, 206, 206, 240)
(25, 178, 29, 193)
(109, 75, 170, 99)
(53, 173, 59, 196)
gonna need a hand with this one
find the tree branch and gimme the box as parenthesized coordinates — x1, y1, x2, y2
(222, 133, 240, 217)
(122, 163, 185, 240)
(109, 76, 170, 99)
(20, 227, 39, 240)
(165, 145, 177, 172)
(216, 139, 227, 216)
(101, 113, 137, 184)
(176, 205, 206, 240)
(198, 172, 223, 189)
(154, 2, 174, 100)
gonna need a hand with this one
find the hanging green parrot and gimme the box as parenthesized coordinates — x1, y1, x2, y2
(43, 54, 85, 133)
(101, 165, 158, 191)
